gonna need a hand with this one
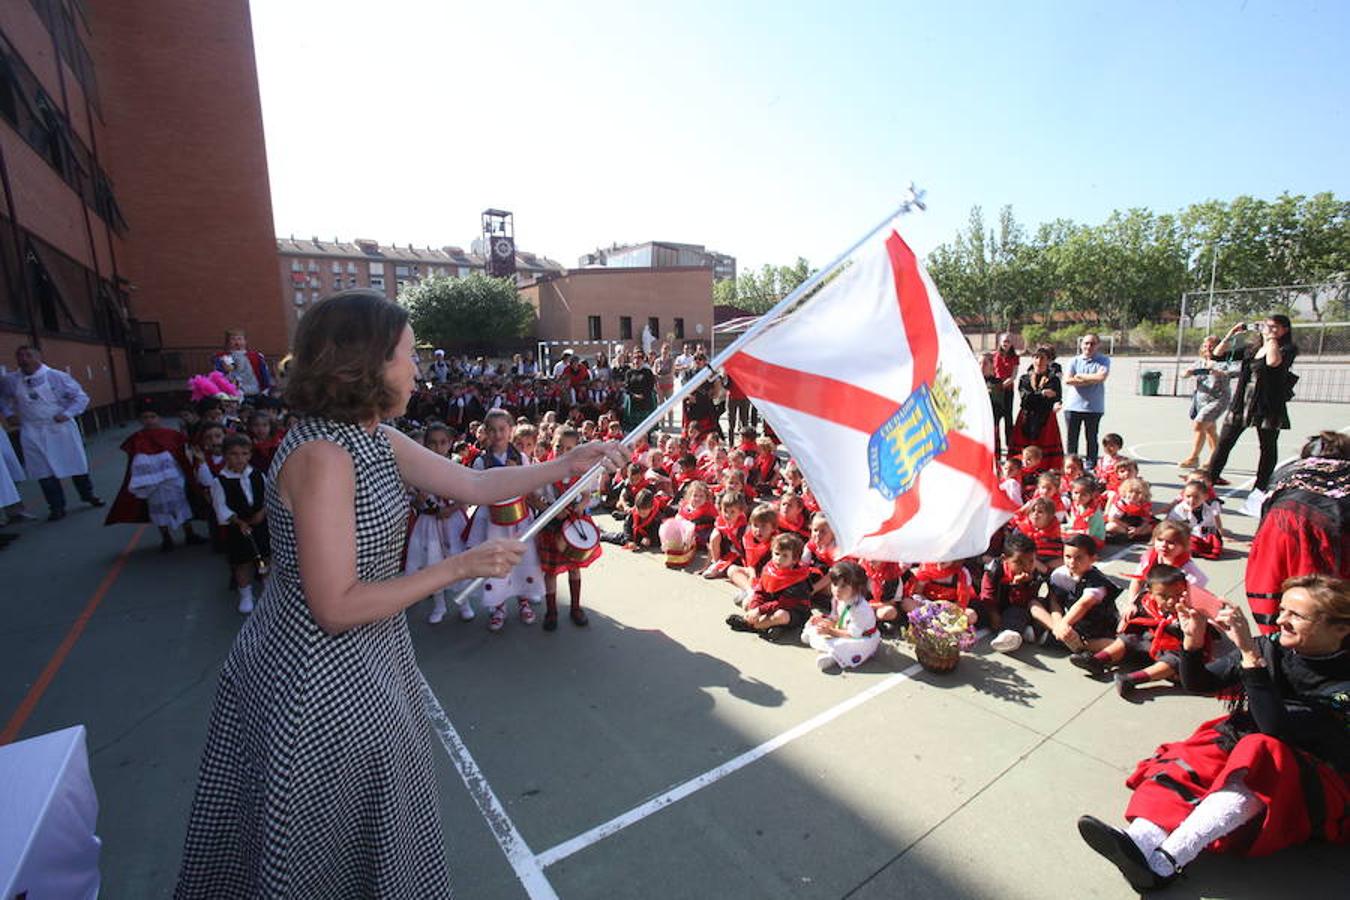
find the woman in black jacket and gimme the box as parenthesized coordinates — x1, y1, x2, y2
(1205, 314, 1298, 489)
(1078, 574, 1349, 892)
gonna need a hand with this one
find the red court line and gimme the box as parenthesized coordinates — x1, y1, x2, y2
(0, 524, 146, 745)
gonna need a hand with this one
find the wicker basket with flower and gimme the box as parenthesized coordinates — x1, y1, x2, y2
(904, 599, 977, 672)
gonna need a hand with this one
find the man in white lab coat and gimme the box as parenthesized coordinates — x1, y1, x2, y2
(0, 346, 103, 520)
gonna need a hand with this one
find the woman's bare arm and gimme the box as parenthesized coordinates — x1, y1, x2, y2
(280, 440, 524, 635)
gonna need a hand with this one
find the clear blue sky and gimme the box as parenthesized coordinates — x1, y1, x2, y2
(251, 0, 1350, 270)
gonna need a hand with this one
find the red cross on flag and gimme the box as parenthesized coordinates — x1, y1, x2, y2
(723, 227, 1016, 562)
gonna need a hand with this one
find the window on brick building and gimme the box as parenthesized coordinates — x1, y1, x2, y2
(458, 266, 472, 278)
(308, 261, 318, 272)
(293, 291, 304, 306)
(347, 261, 357, 273)
(395, 265, 410, 277)
(291, 260, 301, 272)
(588, 316, 602, 340)
(371, 276, 385, 290)
(369, 261, 385, 275)
(648, 316, 660, 339)
(24, 236, 98, 338)
(673, 317, 685, 339)
(0, 214, 25, 326)
(619, 316, 633, 340)
(331, 261, 341, 273)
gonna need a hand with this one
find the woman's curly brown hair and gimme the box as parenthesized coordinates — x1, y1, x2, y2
(284, 290, 409, 423)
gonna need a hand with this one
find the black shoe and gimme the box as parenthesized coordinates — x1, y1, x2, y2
(758, 625, 789, 643)
(1115, 673, 1137, 698)
(543, 610, 558, 632)
(1076, 815, 1175, 892)
(47, 509, 66, 522)
(1070, 652, 1108, 676)
(184, 531, 208, 546)
(84, 496, 105, 508)
(160, 536, 175, 553)
(570, 607, 589, 627)
(726, 614, 753, 633)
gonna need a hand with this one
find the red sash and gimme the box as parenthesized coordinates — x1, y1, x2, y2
(743, 531, 772, 572)
(630, 495, 670, 533)
(680, 501, 718, 526)
(755, 561, 813, 595)
(777, 510, 809, 537)
(806, 540, 839, 571)
(714, 514, 747, 561)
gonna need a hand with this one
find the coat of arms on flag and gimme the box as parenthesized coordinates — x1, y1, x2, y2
(723, 226, 1015, 563)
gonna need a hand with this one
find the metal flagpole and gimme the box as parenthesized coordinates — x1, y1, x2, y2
(449, 185, 929, 608)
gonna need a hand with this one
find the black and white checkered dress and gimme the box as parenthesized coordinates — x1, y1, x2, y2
(176, 418, 450, 898)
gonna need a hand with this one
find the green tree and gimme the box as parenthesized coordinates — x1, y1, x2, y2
(716, 257, 814, 314)
(402, 273, 534, 348)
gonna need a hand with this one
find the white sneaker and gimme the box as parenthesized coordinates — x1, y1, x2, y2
(487, 607, 506, 632)
(990, 629, 1023, 653)
(237, 592, 255, 615)
(1023, 626, 1036, 643)
(733, 589, 749, 608)
(816, 653, 838, 672)
(428, 600, 446, 625)
(458, 602, 475, 622)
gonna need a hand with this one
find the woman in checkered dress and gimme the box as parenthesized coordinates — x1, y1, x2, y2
(176, 292, 626, 898)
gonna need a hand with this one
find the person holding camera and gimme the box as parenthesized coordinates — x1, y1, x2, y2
(1204, 315, 1297, 490)
(1176, 334, 1233, 470)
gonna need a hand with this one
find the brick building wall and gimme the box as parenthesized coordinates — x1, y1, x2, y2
(520, 267, 714, 347)
(92, 0, 286, 359)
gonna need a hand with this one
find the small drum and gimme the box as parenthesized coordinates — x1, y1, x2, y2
(560, 519, 600, 562)
(489, 497, 529, 526)
(664, 544, 697, 569)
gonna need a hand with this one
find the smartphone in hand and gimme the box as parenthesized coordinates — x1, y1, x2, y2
(1184, 585, 1224, 619)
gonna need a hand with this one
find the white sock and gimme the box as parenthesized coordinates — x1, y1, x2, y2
(1126, 817, 1169, 857)
(238, 584, 254, 601)
(1152, 777, 1263, 875)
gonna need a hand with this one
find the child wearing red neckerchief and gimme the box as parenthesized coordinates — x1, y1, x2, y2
(1063, 476, 1106, 550)
(659, 480, 717, 568)
(1070, 564, 1217, 698)
(1019, 471, 1067, 523)
(1168, 478, 1224, 560)
(702, 489, 749, 579)
(602, 488, 671, 551)
(978, 531, 1044, 653)
(1094, 432, 1125, 486)
(803, 513, 841, 605)
(862, 557, 908, 629)
(1012, 497, 1065, 573)
(727, 503, 778, 602)
(999, 456, 1024, 506)
(748, 436, 781, 497)
(736, 426, 758, 456)
(1105, 476, 1156, 542)
(908, 559, 980, 624)
(776, 492, 810, 540)
(1019, 445, 1048, 495)
(1125, 519, 1208, 607)
(726, 533, 815, 642)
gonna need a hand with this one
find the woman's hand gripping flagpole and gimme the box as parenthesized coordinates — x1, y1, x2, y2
(447, 185, 929, 610)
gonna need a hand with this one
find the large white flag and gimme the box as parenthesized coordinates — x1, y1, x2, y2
(723, 226, 1015, 562)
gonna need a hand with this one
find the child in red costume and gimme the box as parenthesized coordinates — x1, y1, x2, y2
(727, 503, 779, 600)
(536, 426, 602, 630)
(1071, 564, 1216, 698)
(747, 436, 781, 497)
(702, 490, 749, 579)
(804, 513, 841, 605)
(726, 533, 814, 642)
(1012, 497, 1065, 573)
(1105, 476, 1156, 542)
(908, 560, 980, 624)
(776, 491, 810, 540)
(105, 398, 207, 552)
(659, 480, 717, 568)
(1168, 479, 1224, 560)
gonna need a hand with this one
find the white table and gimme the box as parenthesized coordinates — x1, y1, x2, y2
(0, 725, 101, 899)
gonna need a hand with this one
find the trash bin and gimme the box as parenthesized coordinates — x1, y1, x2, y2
(1140, 370, 1162, 396)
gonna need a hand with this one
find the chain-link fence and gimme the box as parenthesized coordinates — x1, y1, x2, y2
(1174, 282, 1350, 358)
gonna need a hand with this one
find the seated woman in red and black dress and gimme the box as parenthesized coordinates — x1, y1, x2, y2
(1077, 574, 1349, 892)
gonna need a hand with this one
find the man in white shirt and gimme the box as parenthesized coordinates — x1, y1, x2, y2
(0, 346, 103, 520)
(551, 349, 573, 380)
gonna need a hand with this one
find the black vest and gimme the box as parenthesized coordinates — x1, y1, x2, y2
(219, 469, 266, 519)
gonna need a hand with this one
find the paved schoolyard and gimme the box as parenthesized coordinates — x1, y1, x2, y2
(2, 376, 1346, 899)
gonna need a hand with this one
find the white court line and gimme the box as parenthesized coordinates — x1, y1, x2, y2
(535, 652, 940, 868)
(418, 675, 560, 900)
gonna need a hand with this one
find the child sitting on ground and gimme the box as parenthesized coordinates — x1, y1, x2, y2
(1013, 497, 1065, 573)
(1036, 534, 1121, 653)
(1125, 519, 1208, 605)
(1095, 432, 1125, 486)
(1020, 445, 1048, 495)
(1062, 453, 1087, 488)
(1167, 479, 1225, 560)
(727, 503, 779, 601)
(702, 490, 749, 579)
(804, 513, 841, 605)
(602, 487, 671, 551)
(1019, 471, 1066, 522)
(611, 462, 647, 513)
(726, 533, 814, 642)
(1063, 476, 1107, 550)
(864, 557, 909, 629)
(1105, 476, 1156, 542)
(1070, 564, 1214, 698)
(802, 560, 882, 671)
(776, 491, 810, 540)
(907, 559, 979, 624)
(748, 436, 781, 496)
(659, 480, 717, 568)
(210, 434, 270, 615)
(979, 531, 1044, 653)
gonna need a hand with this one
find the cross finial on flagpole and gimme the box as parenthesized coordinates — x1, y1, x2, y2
(904, 182, 927, 212)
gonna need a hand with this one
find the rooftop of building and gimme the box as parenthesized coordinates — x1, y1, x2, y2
(276, 236, 564, 272)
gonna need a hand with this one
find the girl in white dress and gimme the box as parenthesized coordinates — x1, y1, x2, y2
(407, 425, 473, 624)
(802, 560, 881, 672)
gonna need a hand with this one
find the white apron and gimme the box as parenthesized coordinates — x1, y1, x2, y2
(12, 368, 90, 480)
